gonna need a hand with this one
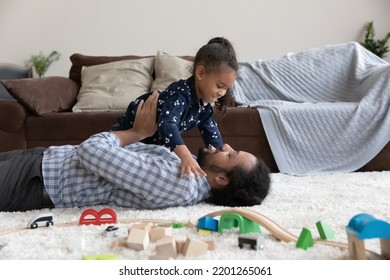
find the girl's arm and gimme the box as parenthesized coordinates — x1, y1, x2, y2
(174, 144, 206, 180)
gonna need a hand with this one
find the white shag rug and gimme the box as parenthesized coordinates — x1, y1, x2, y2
(0, 171, 389, 260)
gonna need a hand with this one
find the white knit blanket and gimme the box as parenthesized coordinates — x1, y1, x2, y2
(233, 42, 390, 175)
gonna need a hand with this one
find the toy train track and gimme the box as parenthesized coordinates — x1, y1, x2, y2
(203, 208, 385, 260)
(0, 218, 175, 237)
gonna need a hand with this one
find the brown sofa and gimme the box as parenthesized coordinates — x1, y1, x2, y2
(1, 53, 389, 173)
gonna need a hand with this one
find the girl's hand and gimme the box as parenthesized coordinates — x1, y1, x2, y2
(174, 145, 207, 180)
(180, 154, 207, 180)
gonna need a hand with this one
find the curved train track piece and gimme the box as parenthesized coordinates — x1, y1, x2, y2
(203, 208, 384, 259)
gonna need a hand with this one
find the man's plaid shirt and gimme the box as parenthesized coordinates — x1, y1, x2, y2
(42, 132, 211, 209)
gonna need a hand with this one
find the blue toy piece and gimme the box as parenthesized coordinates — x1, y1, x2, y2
(218, 213, 261, 234)
(197, 216, 219, 232)
(346, 213, 390, 239)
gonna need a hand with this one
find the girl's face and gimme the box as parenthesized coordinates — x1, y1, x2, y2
(195, 65, 236, 104)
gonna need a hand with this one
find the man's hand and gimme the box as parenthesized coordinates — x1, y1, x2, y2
(112, 91, 159, 146)
(132, 90, 159, 139)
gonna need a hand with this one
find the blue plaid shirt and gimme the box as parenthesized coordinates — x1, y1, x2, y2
(42, 132, 211, 209)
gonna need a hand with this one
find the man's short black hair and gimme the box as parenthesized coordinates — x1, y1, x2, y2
(206, 159, 271, 207)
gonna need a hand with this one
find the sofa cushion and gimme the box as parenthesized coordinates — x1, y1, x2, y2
(72, 57, 155, 112)
(69, 53, 150, 86)
(0, 77, 79, 116)
(151, 51, 193, 91)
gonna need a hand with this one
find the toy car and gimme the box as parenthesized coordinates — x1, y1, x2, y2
(27, 213, 54, 229)
(238, 234, 265, 250)
(105, 225, 120, 238)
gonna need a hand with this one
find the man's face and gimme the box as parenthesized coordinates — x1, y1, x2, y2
(197, 144, 257, 173)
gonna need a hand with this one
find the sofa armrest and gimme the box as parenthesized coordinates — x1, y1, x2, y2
(0, 100, 28, 132)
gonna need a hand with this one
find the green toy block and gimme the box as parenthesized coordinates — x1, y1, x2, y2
(316, 221, 335, 240)
(83, 253, 117, 260)
(218, 213, 261, 234)
(171, 222, 185, 228)
(296, 227, 314, 250)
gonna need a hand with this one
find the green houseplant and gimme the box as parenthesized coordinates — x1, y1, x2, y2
(26, 51, 61, 78)
(361, 21, 390, 59)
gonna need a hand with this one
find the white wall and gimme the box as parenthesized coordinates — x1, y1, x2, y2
(1, 0, 389, 77)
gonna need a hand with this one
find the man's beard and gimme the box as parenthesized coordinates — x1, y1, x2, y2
(196, 148, 210, 168)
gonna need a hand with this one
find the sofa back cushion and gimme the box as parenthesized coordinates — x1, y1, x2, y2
(0, 77, 79, 115)
(151, 51, 193, 91)
(72, 57, 155, 112)
(69, 53, 151, 86)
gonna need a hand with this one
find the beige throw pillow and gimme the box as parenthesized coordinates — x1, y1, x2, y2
(72, 57, 154, 112)
(151, 51, 193, 91)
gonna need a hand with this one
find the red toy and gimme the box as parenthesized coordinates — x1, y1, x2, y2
(79, 208, 117, 226)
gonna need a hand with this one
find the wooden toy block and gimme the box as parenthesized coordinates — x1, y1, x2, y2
(149, 226, 173, 242)
(111, 238, 128, 248)
(175, 240, 186, 254)
(155, 236, 177, 258)
(380, 238, 390, 259)
(197, 216, 218, 231)
(316, 221, 335, 240)
(296, 227, 314, 250)
(182, 238, 208, 257)
(67, 237, 85, 252)
(149, 254, 175, 260)
(203, 239, 215, 250)
(186, 220, 197, 228)
(126, 228, 149, 251)
(347, 233, 367, 260)
(131, 222, 153, 231)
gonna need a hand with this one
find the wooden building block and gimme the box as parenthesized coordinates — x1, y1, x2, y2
(175, 240, 186, 254)
(131, 222, 153, 231)
(111, 238, 128, 248)
(380, 238, 390, 259)
(155, 236, 177, 258)
(203, 239, 215, 250)
(182, 238, 208, 257)
(127, 228, 149, 251)
(347, 233, 367, 260)
(149, 227, 173, 242)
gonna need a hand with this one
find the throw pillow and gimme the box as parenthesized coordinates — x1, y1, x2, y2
(72, 57, 155, 112)
(0, 77, 79, 115)
(69, 53, 149, 86)
(151, 51, 193, 91)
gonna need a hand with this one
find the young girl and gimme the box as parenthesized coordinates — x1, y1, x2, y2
(111, 37, 238, 180)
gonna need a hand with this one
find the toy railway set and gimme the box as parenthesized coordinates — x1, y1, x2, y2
(0, 207, 388, 260)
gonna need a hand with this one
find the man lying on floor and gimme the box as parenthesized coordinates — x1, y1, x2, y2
(0, 92, 270, 212)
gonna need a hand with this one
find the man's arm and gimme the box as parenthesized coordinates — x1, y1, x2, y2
(112, 90, 159, 146)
